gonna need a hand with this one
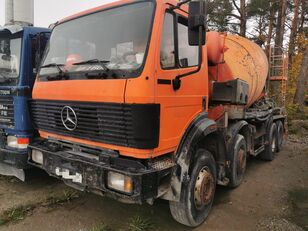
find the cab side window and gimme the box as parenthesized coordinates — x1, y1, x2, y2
(177, 17, 198, 67)
(160, 12, 175, 69)
(160, 13, 198, 69)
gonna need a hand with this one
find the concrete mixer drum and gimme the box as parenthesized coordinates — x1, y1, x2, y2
(208, 33, 269, 107)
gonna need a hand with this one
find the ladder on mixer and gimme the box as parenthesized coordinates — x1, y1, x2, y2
(268, 46, 288, 106)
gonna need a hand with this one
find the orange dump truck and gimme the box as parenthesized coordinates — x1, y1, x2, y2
(28, 0, 286, 227)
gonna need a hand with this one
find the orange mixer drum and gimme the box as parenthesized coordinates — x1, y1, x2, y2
(207, 32, 269, 107)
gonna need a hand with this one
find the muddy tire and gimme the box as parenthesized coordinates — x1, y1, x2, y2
(169, 149, 216, 227)
(259, 123, 277, 161)
(228, 134, 247, 188)
(276, 120, 284, 152)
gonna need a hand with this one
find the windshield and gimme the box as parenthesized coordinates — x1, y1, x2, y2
(40, 1, 155, 80)
(0, 33, 22, 85)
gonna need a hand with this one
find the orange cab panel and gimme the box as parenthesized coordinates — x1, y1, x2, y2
(33, 79, 126, 103)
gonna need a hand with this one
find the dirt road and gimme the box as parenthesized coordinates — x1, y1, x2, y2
(0, 137, 307, 231)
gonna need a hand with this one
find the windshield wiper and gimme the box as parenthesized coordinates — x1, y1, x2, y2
(41, 63, 65, 71)
(40, 63, 69, 80)
(73, 59, 110, 71)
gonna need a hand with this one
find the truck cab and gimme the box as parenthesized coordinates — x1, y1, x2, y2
(28, 0, 286, 227)
(0, 25, 50, 180)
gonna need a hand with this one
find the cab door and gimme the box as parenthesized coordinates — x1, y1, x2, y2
(154, 6, 208, 153)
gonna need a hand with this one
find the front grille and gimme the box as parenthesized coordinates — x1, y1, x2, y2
(31, 100, 160, 149)
(31, 100, 135, 147)
(0, 96, 14, 128)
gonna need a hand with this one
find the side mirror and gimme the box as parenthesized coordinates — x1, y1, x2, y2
(188, 1, 207, 46)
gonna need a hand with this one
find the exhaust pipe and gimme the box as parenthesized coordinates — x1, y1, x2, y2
(5, 0, 34, 26)
(5, 0, 14, 25)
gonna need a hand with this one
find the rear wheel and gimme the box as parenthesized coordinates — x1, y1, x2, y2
(259, 123, 277, 161)
(169, 149, 216, 227)
(228, 134, 247, 188)
(276, 120, 284, 152)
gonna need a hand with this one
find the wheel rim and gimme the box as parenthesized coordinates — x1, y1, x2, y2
(194, 167, 215, 209)
(236, 148, 246, 178)
(271, 136, 276, 152)
(278, 125, 283, 146)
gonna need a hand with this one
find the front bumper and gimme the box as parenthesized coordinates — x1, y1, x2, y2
(0, 147, 28, 169)
(28, 139, 174, 204)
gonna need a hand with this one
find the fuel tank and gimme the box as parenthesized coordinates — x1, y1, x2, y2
(207, 32, 269, 107)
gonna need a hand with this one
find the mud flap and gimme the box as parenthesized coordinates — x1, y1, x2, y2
(0, 162, 25, 181)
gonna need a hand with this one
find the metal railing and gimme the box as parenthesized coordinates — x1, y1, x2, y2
(268, 45, 288, 107)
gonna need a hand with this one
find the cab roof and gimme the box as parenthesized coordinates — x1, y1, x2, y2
(58, 0, 187, 25)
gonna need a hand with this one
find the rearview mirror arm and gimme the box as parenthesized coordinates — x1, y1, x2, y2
(170, 0, 192, 11)
(172, 26, 203, 91)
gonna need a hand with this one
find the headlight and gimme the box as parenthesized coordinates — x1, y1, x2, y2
(31, 150, 44, 165)
(107, 172, 133, 194)
(7, 136, 29, 149)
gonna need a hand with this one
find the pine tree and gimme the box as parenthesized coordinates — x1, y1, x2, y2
(230, 0, 247, 37)
(288, 0, 300, 66)
(275, 0, 288, 50)
(293, 45, 308, 109)
(247, 0, 271, 45)
(207, 0, 233, 32)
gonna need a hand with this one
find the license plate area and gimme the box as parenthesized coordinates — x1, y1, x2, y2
(55, 167, 83, 184)
(44, 154, 105, 189)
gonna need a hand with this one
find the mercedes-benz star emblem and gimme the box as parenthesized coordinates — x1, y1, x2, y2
(61, 106, 78, 131)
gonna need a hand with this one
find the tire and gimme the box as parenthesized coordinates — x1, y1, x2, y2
(169, 149, 216, 227)
(276, 120, 284, 152)
(228, 134, 247, 188)
(259, 123, 277, 161)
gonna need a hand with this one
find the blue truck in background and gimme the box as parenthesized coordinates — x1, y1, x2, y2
(0, 25, 50, 180)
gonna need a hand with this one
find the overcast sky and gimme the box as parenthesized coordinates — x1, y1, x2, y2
(0, 0, 115, 27)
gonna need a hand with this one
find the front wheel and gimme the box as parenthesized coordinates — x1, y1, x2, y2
(169, 149, 216, 227)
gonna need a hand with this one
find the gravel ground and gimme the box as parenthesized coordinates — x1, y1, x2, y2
(257, 218, 304, 231)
